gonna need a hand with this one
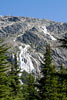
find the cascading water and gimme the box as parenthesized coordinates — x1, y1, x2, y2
(17, 45, 35, 76)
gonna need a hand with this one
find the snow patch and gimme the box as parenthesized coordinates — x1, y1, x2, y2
(17, 45, 34, 74)
(42, 26, 56, 41)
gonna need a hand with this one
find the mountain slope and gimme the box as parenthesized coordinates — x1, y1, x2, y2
(0, 16, 67, 75)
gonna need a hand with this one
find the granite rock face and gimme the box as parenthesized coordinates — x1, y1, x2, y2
(0, 16, 67, 74)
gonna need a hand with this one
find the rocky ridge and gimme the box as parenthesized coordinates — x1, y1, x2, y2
(0, 16, 67, 75)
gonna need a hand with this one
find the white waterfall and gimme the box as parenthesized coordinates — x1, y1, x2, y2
(17, 45, 34, 74)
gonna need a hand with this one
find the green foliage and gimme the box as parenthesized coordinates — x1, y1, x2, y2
(8, 54, 22, 99)
(1, 39, 67, 100)
(21, 71, 30, 84)
(0, 41, 11, 99)
(58, 35, 67, 99)
(37, 44, 58, 100)
(22, 74, 38, 100)
(56, 65, 67, 100)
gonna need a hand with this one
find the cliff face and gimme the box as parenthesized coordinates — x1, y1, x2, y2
(0, 16, 67, 74)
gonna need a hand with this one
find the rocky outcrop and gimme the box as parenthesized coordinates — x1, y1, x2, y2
(0, 16, 67, 74)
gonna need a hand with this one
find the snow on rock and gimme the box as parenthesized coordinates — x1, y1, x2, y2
(17, 45, 35, 74)
(41, 26, 56, 41)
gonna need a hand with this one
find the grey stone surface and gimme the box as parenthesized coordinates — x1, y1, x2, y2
(0, 16, 67, 73)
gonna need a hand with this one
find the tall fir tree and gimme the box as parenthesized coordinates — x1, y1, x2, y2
(9, 54, 22, 99)
(37, 44, 58, 100)
(0, 41, 11, 100)
(22, 73, 38, 100)
(56, 65, 67, 100)
(58, 35, 67, 99)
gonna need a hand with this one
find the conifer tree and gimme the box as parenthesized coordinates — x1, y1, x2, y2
(9, 54, 22, 99)
(0, 41, 11, 100)
(58, 36, 67, 99)
(37, 44, 58, 100)
(22, 73, 38, 100)
(27, 74, 38, 100)
(56, 65, 67, 100)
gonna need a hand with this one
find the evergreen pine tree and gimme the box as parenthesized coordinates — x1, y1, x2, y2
(56, 65, 67, 100)
(37, 44, 58, 100)
(0, 41, 11, 100)
(22, 73, 38, 100)
(58, 36, 67, 99)
(9, 54, 22, 99)
(64, 68, 67, 99)
(27, 74, 38, 100)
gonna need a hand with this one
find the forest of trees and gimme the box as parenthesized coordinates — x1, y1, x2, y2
(0, 37, 67, 100)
